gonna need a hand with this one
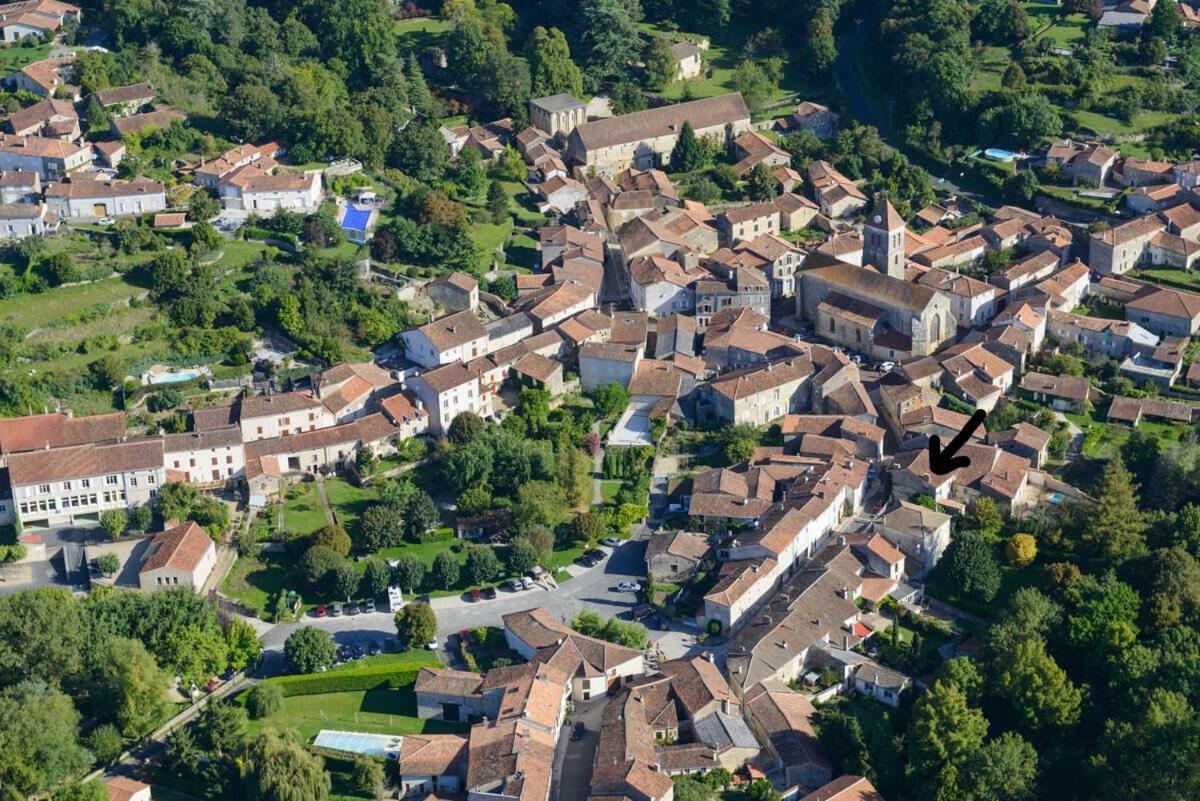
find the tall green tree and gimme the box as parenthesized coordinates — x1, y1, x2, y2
(432, 550, 460, 589)
(908, 679, 988, 790)
(0, 588, 84, 689)
(0, 681, 92, 796)
(937, 532, 1002, 602)
(957, 732, 1038, 801)
(242, 729, 330, 801)
(732, 59, 777, 115)
(284, 627, 336, 674)
(1083, 456, 1148, 565)
(529, 26, 584, 98)
(394, 602, 437, 646)
(669, 121, 708, 172)
(91, 636, 169, 737)
(645, 36, 678, 90)
(992, 637, 1081, 733)
(815, 709, 873, 778)
(576, 0, 642, 87)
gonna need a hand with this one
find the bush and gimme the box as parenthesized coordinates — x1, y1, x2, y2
(707, 619, 722, 635)
(86, 723, 123, 763)
(311, 524, 351, 557)
(267, 666, 427, 697)
(1006, 533, 1037, 567)
(100, 508, 127, 539)
(245, 683, 283, 719)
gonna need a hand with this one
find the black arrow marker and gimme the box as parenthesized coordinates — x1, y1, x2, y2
(928, 409, 987, 476)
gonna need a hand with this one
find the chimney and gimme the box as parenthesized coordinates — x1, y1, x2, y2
(705, 651, 715, 663)
(837, 534, 846, 546)
(843, 634, 849, 649)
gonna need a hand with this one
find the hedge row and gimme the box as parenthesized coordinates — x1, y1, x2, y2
(243, 226, 301, 248)
(270, 665, 426, 697)
(602, 446, 654, 480)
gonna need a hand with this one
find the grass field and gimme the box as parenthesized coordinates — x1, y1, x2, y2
(1071, 109, 1176, 136)
(472, 220, 512, 263)
(0, 41, 51, 73)
(282, 482, 330, 534)
(325, 477, 377, 538)
(1064, 408, 1187, 461)
(600, 479, 622, 503)
(642, 22, 825, 110)
(970, 46, 1012, 93)
(396, 17, 451, 55)
(0, 276, 143, 331)
(1024, 4, 1090, 48)
(221, 551, 291, 615)
(245, 683, 466, 742)
(1134, 266, 1200, 290)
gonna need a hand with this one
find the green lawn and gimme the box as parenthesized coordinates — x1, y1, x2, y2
(506, 233, 539, 272)
(282, 482, 329, 534)
(1071, 109, 1177, 137)
(221, 552, 290, 617)
(970, 46, 1012, 94)
(396, 17, 451, 55)
(1025, 5, 1090, 48)
(472, 220, 513, 264)
(497, 180, 548, 227)
(324, 477, 377, 539)
(1134, 266, 1200, 291)
(245, 684, 467, 742)
(0, 276, 142, 330)
(1070, 302, 1124, 321)
(0, 41, 52, 72)
(600, 479, 622, 503)
(642, 21, 825, 111)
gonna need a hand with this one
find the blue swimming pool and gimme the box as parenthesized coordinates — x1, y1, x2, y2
(150, 370, 201, 385)
(984, 148, 1017, 163)
(1048, 492, 1065, 504)
(313, 730, 402, 759)
(341, 205, 372, 232)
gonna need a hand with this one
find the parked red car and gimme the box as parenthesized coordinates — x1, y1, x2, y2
(315, 604, 327, 617)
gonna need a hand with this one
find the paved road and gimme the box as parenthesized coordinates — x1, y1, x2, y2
(552, 695, 607, 801)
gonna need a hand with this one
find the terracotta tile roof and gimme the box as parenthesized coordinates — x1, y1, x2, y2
(660, 655, 731, 717)
(94, 82, 154, 106)
(0, 411, 124, 454)
(106, 776, 150, 801)
(1019, 371, 1091, 403)
(709, 357, 813, 402)
(1093, 215, 1164, 246)
(646, 529, 709, 563)
(398, 733, 467, 778)
(513, 280, 594, 322)
(988, 421, 1051, 451)
(571, 93, 750, 153)
(192, 402, 238, 431)
(799, 776, 885, 801)
(8, 437, 160, 485)
(512, 352, 561, 383)
(1127, 285, 1200, 320)
(45, 175, 164, 200)
(111, 106, 186, 137)
(240, 390, 324, 420)
(140, 521, 213, 574)
(865, 533, 903, 565)
(744, 680, 828, 773)
(244, 414, 397, 462)
(163, 427, 242, 453)
(0, 132, 86, 159)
